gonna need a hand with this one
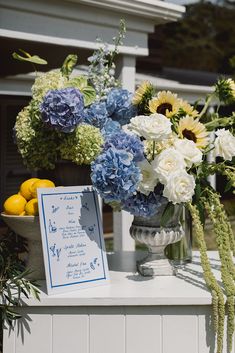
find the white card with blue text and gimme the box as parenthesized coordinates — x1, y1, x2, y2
(37, 186, 109, 295)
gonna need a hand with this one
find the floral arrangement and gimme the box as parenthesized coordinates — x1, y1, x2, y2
(14, 21, 133, 171)
(91, 78, 235, 353)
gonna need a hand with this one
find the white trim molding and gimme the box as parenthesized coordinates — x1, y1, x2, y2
(66, 0, 185, 22)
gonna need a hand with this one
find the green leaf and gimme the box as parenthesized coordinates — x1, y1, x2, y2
(224, 180, 233, 193)
(161, 203, 175, 227)
(197, 202, 205, 226)
(67, 77, 96, 106)
(61, 54, 78, 78)
(68, 76, 88, 89)
(195, 182, 201, 203)
(80, 86, 96, 106)
(12, 50, 47, 65)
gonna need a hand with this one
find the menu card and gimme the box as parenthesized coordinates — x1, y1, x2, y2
(37, 186, 109, 295)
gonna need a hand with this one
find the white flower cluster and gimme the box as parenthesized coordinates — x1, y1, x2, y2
(128, 113, 172, 141)
(126, 113, 203, 204)
(151, 143, 197, 204)
(214, 128, 235, 161)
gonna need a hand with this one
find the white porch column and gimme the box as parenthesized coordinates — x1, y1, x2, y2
(113, 55, 136, 251)
(116, 55, 136, 92)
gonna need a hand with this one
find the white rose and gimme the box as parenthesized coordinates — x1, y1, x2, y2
(174, 138, 202, 167)
(152, 147, 186, 184)
(137, 159, 158, 195)
(163, 170, 196, 204)
(214, 129, 235, 161)
(128, 113, 172, 141)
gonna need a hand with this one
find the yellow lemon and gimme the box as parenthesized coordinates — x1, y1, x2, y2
(19, 178, 40, 200)
(25, 198, 39, 216)
(3, 194, 27, 215)
(30, 179, 55, 198)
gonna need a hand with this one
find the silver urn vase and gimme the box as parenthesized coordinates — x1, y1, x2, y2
(130, 198, 184, 276)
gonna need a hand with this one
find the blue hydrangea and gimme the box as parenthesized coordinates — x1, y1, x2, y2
(106, 88, 137, 125)
(122, 192, 162, 218)
(91, 147, 141, 203)
(40, 87, 84, 133)
(104, 131, 144, 162)
(83, 102, 108, 129)
(101, 118, 121, 138)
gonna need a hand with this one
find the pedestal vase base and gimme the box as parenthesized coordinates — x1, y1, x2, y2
(130, 206, 184, 277)
(137, 253, 176, 276)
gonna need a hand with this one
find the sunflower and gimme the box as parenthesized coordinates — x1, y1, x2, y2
(149, 91, 181, 118)
(178, 99, 199, 118)
(132, 81, 154, 106)
(177, 115, 209, 149)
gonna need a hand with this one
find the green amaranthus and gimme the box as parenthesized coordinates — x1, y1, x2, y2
(188, 202, 225, 353)
(188, 185, 235, 353)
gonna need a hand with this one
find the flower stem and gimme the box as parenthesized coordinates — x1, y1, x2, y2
(198, 94, 214, 118)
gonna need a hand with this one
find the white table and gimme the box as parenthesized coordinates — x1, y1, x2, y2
(3, 251, 234, 353)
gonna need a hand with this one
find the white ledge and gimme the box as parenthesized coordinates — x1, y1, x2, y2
(66, 0, 185, 21)
(20, 251, 223, 307)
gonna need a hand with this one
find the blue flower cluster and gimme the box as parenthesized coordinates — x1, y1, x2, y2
(83, 102, 108, 129)
(104, 131, 144, 162)
(91, 147, 141, 203)
(122, 192, 162, 218)
(106, 88, 137, 126)
(40, 87, 84, 133)
(101, 118, 121, 138)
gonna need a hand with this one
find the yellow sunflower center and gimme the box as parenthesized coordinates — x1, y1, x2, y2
(157, 103, 172, 115)
(182, 129, 197, 143)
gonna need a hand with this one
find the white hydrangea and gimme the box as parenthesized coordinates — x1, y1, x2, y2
(137, 159, 158, 195)
(174, 138, 202, 168)
(152, 147, 186, 184)
(127, 113, 172, 141)
(214, 128, 235, 161)
(163, 170, 196, 204)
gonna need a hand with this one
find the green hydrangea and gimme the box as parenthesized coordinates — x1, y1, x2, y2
(59, 124, 103, 165)
(31, 69, 67, 101)
(15, 101, 59, 170)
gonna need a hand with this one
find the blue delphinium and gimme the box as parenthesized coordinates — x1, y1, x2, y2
(91, 147, 141, 203)
(101, 118, 121, 139)
(122, 192, 162, 218)
(104, 131, 144, 162)
(40, 87, 84, 133)
(106, 88, 137, 125)
(83, 102, 108, 129)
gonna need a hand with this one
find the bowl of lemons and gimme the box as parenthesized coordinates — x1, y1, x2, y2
(1, 178, 55, 279)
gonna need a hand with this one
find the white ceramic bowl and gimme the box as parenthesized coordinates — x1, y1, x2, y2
(1, 213, 41, 241)
(1, 213, 45, 279)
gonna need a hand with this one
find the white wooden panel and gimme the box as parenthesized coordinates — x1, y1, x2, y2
(162, 306, 198, 353)
(15, 308, 52, 353)
(3, 324, 15, 353)
(89, 307, 125, 353)
(198, 306, 215, 353)
(52, 308, 89, 353)
(126, 307, 162, 353)
(198, 306, 235, 353)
